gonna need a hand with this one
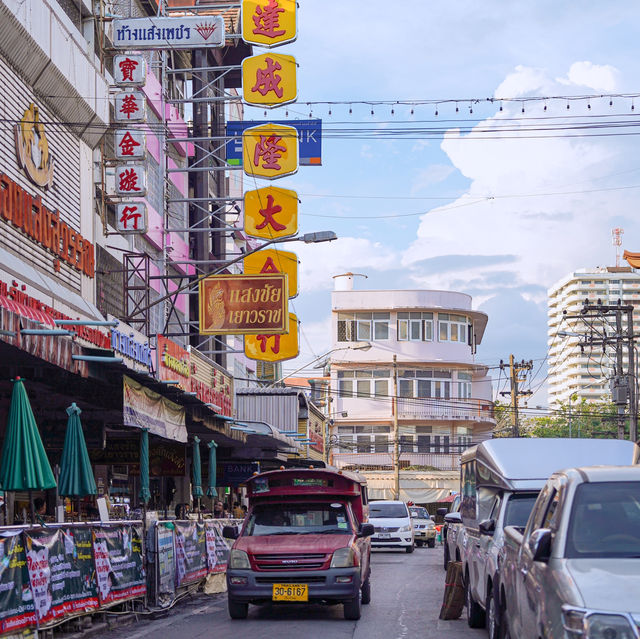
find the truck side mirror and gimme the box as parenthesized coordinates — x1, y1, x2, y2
(436, 507, 448, 517)
(444, 512, 462, 524)
(529, 528, 552, 563)
(358, 523, 375, 538)
(223, 525, 238, 539)
(478, 519, 496, 536)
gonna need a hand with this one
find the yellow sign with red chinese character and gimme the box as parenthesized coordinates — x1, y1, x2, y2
(244, 312, 298, 362)
(242, 0, 297, 48)
(244, 248, 298, 299)
(244, 186, 298, 239)
(243, 123, 298, 179)
(242, 53, 297, 108)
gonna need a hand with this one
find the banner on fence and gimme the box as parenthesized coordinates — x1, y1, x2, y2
(174, 522, 207, 586)
(92, 525, 146, 605)
(25, 527, 98, 625)
(205, 523, 230, 574)
(156, 523, 176, 601)
(0, 531, 36, 635)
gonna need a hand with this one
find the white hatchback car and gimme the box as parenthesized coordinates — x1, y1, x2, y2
(369, 500, 414, 553)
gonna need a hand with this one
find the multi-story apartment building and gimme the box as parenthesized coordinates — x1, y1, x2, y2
(328, 275, 494, 481)
(548, 266, 640, 406)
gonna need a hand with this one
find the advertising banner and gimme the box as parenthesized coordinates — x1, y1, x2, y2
(155, 523, 175, 602)
(112, 16, 225, 49)
(174, 522, 207, 586)
(156, 335, 190, 391)
(92, 525, 146, 605)
(0, 532, 36, 635)
(205, 523, 230, 574)
(189, 350, 234, 417)
(25, 528, 98, 625)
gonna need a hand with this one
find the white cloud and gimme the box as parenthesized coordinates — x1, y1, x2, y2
(411, 164, 456, 194)
(561, 61, 620, 92)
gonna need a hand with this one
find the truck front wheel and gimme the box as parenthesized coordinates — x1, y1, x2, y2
(361, 576, 371, 605)
(228, 598, 248, 619)
(343, 595, 361, 620)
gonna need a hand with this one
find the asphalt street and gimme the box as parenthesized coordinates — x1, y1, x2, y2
(102, 544, 485, 639)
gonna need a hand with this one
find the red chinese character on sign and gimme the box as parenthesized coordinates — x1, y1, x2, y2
(119, 94, 140, 119)
(260, 257, 279, 274)
(251, 57, 283, 98)
(253, 135, 286, 170)
(119, 57, 139, 82)
(118, 132, 140, 157)
(119, 168, 141, 192)
(255, 194, 286, 231)
(252, 0, 286, 39)
(119, 205, 142, 230)
(256, 335, 281, 354)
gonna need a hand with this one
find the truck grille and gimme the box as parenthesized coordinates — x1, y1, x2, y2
(255, 576, 326, 584)
(252, 553, 329, 571)
(374, 526, 399, 533)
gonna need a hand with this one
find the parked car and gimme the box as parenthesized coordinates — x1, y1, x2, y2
(369, 500, 414, 553)
(457, 438, 639, 638)
(500, 465, 640, 639)
(224, 467, 373, 620)
(409, 506, 436, 548)
(439, 494, 462, 569)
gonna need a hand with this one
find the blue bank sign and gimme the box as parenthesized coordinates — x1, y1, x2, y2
(226, 119, 322, 166)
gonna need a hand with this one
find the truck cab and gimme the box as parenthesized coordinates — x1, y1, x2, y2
(224, 467, 373, 620)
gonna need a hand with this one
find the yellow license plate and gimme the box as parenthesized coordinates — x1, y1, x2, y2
(272, 583, 308, 602)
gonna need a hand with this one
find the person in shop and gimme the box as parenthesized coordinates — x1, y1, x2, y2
(232, 501, 244, 519)
(34, 497, 47, 525)
(174, 503, 190, 520)
(213, 500, 226, 518)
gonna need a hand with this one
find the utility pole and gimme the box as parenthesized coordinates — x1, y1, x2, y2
(392, 354, 400, 500)
(499, 356, 533, 437)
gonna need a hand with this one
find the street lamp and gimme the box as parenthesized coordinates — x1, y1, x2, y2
(133, 230, 338, 316)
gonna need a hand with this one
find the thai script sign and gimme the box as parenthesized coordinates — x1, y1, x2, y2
(205, 523, 230, 574)
(114, 90, 146, 123)
(242, 123, 298, 180)
(113, 16, 225, 49)
(244, 186, 298, 239)
(116, 202, 147, 234)
(174, 522, 207, 586)
(0, 172, 95, 277)
(114, 54, 146, 86)
(242, 53, 297, 108)
(155, 523, 175, 602)
(226, 119, 321, 166)
(109, 318, 152, 370)
(0, 532, 36, 634)
(198, 273, 288, 335)
(123, 375, 187, 443)
(244, 311, 299, 362)
(156, 335, 190, 390)
(92, 525, 145, 605)
(15, 104, 54, 189)
(189, 349, 233, 417)
(242, 0, 297, 48)
(243, 248, 298, 299)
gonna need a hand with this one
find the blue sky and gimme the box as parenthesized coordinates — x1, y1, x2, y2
(243, 1, 640, 403)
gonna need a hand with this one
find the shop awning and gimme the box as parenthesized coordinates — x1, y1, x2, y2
(0, 295, 54, 326)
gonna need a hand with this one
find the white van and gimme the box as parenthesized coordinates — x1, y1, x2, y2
(368, 500, 414, 553)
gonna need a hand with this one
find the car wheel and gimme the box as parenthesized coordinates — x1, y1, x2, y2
(416, 540, 423, 547)
(443, 541, 450, 570)
(228, 598, 248, 620)
(361, 576, 371, 605)
(405, 543, 414, 554)
(343, 595, 361, 620)
(486, 587, 500, 639)
(465, 573, 486, 628)
(427, 538, 436, 548)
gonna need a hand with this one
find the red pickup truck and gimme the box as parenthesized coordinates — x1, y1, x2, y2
(224, 467, 374, 620)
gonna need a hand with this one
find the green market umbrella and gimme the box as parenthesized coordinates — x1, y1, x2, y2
(206, 440, 217, 498)
(139, 429, 150, 504)
(58, 403, 97, 498)
(192, 436, 203, 499)
(0, 377, 56, 491)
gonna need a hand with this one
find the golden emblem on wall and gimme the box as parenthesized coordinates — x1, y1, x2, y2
(15, 104, 54, 189)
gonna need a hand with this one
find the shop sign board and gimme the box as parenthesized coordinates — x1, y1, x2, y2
(116, 202, 147, 234)
(174, 521, 207, 586)
(190, 349, 234, 417)
(198, 273, 288, 335)
(112, 16, 225, 49)
(15, 104, 54, 189)
(0, 531, 36, 634)
(114, 54, 146, 86)
(108, 316, 152, 371)
(115, 130, 146, 160)
(156, 335, 190, 391)
(114, 90, 146, 123)
(115, 164, 147, 196)
(242, 0, 297, 47)
(244, 312, 299, 362)
(242, 53, 297, 108)
(243, 248, 298, 299)
(226, 119, 321, 166)
(242, 123, 298, 179)
(218, 462, 260, 486)
(244, 186, 298, 239)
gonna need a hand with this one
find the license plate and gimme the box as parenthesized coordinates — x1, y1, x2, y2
(272, 584, 308, 602)
(378, 533, 391, 539)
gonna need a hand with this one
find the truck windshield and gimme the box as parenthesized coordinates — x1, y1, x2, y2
(370, 503, 408, 518)
(409, 507, 429, 519)
(245, 503, 351, 536)
(504, 493, 538, 528)
(566, 481, 640, 558)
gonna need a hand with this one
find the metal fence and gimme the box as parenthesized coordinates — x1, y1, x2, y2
(333, 452, 460, 471)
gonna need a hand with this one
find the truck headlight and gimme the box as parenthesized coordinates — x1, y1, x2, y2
(330, 547, 357, 568)
(229, 549, 250, 570)
(563, 609, 637, 639)
(399, 525, 411, 533)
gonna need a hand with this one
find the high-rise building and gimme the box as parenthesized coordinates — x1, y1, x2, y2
(548, 266, 640, 406)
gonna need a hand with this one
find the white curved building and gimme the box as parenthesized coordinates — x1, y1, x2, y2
(328, 277, 495, 488)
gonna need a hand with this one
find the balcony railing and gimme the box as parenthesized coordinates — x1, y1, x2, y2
(333, 452, 461, 472)
(396, 397, 495, 422)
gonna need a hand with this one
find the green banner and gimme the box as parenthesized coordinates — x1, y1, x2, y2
(174, 522, 207, 586)
(25, 527, 98, 625)
(0, 532, 36, 634)
(92, 525, 145, 605)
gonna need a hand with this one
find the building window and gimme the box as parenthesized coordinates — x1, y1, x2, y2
(400, 435, 414, 453)
(398, 370, 452, 398)
(337, 312, 389, 342)
(356, 380, 370, 398)
(457, 371, 472, 399)
(438, 313, 470, 343)
(397, 312, 433, 341)
(399, 379, 413, 398)
(338, 379, 353, 398)
(338, 369, 390, 397)
(357, 436, 371, 453)
(417, 435, 430, 452)
(374, 379, 388, 397)
(373, 313, 390, 339)
(374, 435, 389, 453)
